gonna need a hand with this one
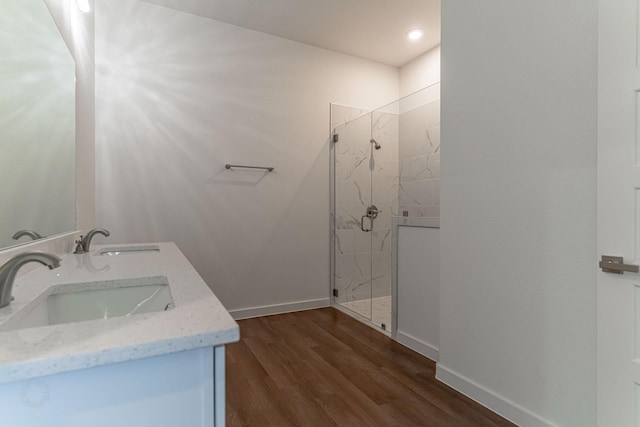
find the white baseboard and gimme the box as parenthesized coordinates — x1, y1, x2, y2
(229, 298, 330, 320)
(395, 330, 439, 362)
(435, 364, 556, 427)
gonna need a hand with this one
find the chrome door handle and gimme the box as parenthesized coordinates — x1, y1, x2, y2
(599, 255, 640, 274)
(360, 204, 381, 232)
(360, 215, 372, 232)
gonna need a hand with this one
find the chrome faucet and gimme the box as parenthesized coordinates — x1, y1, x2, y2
(0, 252, 61, 308)
(12, 230, 44, 241)
(74, 228, 110, 254)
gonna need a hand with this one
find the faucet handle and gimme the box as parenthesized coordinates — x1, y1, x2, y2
(74, 236, 85, 254)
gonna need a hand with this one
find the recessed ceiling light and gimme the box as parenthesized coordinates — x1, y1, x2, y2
(407, 29, 424, 41)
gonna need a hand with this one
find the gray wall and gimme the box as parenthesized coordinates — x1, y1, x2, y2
(94, 0, 399, 314)
(439, 1, 597, 426)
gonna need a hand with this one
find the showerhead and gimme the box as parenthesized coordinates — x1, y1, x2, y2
(370, 139, 381, 150)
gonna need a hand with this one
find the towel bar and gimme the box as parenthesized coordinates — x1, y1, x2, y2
(225, 164, 274, 172)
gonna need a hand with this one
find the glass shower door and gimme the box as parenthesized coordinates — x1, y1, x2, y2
(332, 112, 374, 321)
(331, 90, 432, 332)
(369, 108, 398, 330)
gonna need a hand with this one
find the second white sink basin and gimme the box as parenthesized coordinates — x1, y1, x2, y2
(0, 276, 173, 331)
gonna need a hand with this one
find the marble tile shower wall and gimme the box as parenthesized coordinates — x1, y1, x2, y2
(371, 110, 399, 299)
(331, 96, 440, 306)
(331, 105, 399, 302)
(398, 100, 441, 218)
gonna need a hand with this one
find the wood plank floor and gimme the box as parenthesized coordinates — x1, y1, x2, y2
(226, 308, 516, 427)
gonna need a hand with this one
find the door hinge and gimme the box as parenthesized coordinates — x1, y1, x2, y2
(332, 289, 339, 297)
(333, 133, 339, 143)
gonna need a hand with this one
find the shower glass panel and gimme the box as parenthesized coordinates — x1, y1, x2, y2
(330, 83, 440, 333)
(398, 84, 441, 218)
(331, 105, 399, 330)
(370, 107, 399, 329)
(332, 112, 374, 322)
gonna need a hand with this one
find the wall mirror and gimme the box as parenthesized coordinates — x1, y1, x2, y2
(0, 0, 76, 250)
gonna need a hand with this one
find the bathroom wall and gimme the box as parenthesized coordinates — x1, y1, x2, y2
(395, 225, 440, 360)
(94, 0, 399, 315)
(400, 45, 440, 97)
(393, 45, 441, 358)
(439, 1, 597, 426)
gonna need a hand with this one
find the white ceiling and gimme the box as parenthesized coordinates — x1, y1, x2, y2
(140, 0, 441, 67)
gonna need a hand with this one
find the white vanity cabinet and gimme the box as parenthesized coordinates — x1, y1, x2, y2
(0, 346, 227, 427)
(0, 242, 238, 427)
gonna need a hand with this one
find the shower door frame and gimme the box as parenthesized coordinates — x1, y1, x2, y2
(330, 104, 397, 333)
(330, 83, 441, 344)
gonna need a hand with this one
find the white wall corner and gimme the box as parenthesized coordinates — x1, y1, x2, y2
(73, 0, 96, 231)
(43, 0, 96, 231)
(395, 331, 439, 362)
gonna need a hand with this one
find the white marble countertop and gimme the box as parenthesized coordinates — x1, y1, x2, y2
(0, 242, 239, 385)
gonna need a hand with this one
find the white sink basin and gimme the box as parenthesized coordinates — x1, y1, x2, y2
(0, 276, 173, 331)
(97, 245, 160, 256)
